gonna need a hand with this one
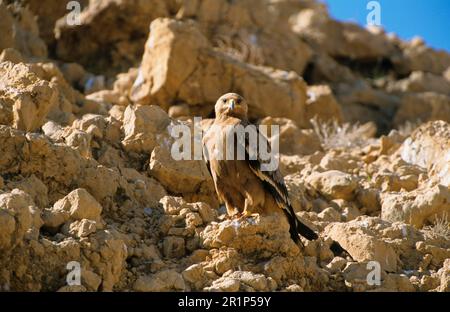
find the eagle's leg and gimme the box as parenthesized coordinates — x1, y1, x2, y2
(224, 201, 240, 219)
(241, 198, 258, 218)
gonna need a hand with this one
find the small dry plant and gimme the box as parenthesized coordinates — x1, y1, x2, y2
(310, 117, 376, 150)
(424, 212, 450, 241)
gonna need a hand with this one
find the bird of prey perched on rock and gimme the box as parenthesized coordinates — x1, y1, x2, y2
(202, 93, 318, 243)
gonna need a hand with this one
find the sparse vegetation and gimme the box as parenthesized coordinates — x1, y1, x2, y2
(310, 117, 377, 150)
(424, 212, 450, 241)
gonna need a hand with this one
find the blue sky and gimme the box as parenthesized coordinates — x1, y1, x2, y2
(323, 0, 450, 52)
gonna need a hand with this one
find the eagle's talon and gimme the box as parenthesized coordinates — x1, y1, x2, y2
(240, 211, 257, 220)
(230, 213, 241, 220)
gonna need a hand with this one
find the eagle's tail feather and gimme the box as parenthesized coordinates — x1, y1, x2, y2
(283, 205, 352, 258)
(295, 217, 318, 241)
(287, 214, 301, 244)
(282, 206, 318, 242)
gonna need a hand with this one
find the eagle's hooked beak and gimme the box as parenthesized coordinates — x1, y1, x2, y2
(229, 99, 236, 110)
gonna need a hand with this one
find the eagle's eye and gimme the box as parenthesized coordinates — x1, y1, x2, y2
(222, 98, 227, 103)
(236, 98, 242, 104)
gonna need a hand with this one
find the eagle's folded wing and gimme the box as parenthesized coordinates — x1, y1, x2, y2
(202, 136, 212, 177)
(238, 120, 290, 207)
(240, 120, 318, 241)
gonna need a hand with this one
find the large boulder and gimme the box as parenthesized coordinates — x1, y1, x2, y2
(55, 0, 170, 74)
(134, 269, 185, 292)
(400, 120, 450, 187)
(120, 104, 218, 206)
(291, 9, 395, 60)
(306, 170, 359, 201)
(200, 215, 299, 257)
(259, 117, 322, 156)
(305, 85, 343, 124)
(393, 41, 450, 75)
(26, 0, 89, 46)
(177, 0, 313, 74)
(0, 62, 58, 131)
(381, 185, 450, 228)
(42, 188, 103, 230)
(324, 217, 398, 272)
(0, 4, 47, 59)
(0, 189, 42, 250)
(130, 18, 309, 127)
(121, 105, 171, 154)
(388, 71, 450, 95)
(394, 93, 450, 127)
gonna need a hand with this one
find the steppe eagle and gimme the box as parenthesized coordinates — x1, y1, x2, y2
(202, 93, 318, 243)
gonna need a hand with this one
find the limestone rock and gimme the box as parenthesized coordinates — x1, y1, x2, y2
(400, 120, 450, 187)
(149, 145, 217, 206)
(394, 93, 450, 126)
(388, 71, 450, 95)
(7, 175, 48, 208)
(163, 236, 185, 259)
(131, 18, 309, 127)
(200, 215, 300, 257)
(66, 219, 98, 238)
(43, 188, 103, 230)
(381, 185, 450, 228)
(134, 269, 185, 292)
(0, 4, 47, 59)
(305, 85, 343, 124)
(204, 276, 241, 292)
(0, 189, 42, 250)
(259, 117, 322, 156)
(121, 104, 171, 154)
(306, 170, 359, 201)
(324, 218, 398, 272)
(394, 42, 450, 75)
(55, 0, 169, 74)
(291, 9, 395, 60)
(0, 62, 58, 131)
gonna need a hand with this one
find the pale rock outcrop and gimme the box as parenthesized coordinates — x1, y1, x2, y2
(306, 170, 359, 201)
(121, 105, 171, 154)
(0, 4, 47, 59)
(131, 18, 309, 127)
(134, 269, 185, 292)
(393, 41, 450, 75)
(400, 120, 450, 187)
(324, 217, 398, 272)
(291, 9, 395, 60)
(388, 71, 450, 95)
(394, 93, 450, 126)
(177, 0, 313, 74)
(0, 62, 57, 131)
(259, 117, 322, 156)
(381, 185, 450, 228)
(0, 189, 42, 250)
(201, 215, 300, 257)
(42, 188, 103, 230)
(55, 0, 170, 74)
(305, 85, 343, 124)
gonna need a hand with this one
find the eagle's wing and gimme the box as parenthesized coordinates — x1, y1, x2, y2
(239, 120, 318, 241)
(202, 135, 212, 177)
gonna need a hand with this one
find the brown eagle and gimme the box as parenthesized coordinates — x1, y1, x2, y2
(202, 93, 318, 243)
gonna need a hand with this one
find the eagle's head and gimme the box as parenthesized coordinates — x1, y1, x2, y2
(215, 93, 248, 120)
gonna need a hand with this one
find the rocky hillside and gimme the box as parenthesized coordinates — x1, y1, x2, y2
(0, 0, 449, 292)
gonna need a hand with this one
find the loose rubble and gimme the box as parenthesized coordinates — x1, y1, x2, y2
(0, 0, 449, 292)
